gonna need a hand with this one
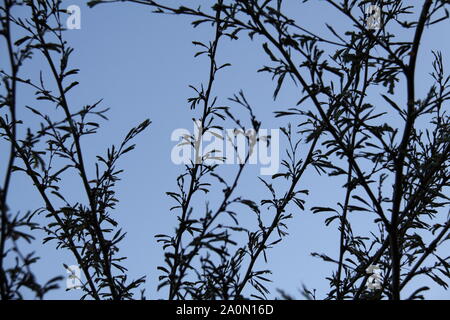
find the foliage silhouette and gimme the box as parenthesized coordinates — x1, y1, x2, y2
(2, 0, 450, 300)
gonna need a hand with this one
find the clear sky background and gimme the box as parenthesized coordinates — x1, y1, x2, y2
(2, 0, 450, 299)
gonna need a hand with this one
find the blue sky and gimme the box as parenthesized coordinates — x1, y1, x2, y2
(2, 0, 450, 299)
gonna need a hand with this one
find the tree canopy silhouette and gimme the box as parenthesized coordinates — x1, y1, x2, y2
(1, 0, 450, 300)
